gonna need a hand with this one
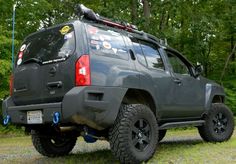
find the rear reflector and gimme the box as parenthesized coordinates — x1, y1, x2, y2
(75, 55, 91, 86)
(9, 74, 13, 96)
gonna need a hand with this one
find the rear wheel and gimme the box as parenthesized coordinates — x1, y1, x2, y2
(158, 130, 167, 142)
(198, 103, 234, 142)
(32, 130, 77, 157)
(109, 104, 158, 163)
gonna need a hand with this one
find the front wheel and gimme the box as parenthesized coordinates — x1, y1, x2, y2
(109, 104, 158, 163)
(198, 103, 234, 142)
(32, 130, 77, 157)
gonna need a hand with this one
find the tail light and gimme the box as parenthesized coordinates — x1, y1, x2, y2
(75, 55, 91, 86)
(9, 74, 14, 96)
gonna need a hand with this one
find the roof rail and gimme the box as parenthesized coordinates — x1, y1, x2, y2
(76, 4, 143, 35)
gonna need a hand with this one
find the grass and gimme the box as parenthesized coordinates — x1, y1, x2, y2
(0, 128, 236, 164)
(0, 125, 25, 138)
(150, 129, 236, 164)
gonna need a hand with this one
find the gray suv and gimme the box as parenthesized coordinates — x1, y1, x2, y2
(2, 5, 234, 163)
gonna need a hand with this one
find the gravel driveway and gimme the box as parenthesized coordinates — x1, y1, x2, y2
(0, 129, 235, 164)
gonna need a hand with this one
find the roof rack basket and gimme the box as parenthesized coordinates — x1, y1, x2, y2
(76, 4, 142, 34)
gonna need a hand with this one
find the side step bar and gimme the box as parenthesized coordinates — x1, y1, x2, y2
(159, 120, 205, 130)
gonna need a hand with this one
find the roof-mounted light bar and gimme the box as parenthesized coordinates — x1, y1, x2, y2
(76, 4, 142, 34)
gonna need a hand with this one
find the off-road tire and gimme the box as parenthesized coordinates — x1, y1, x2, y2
(198, 103, 234, 142)
(158, 130, 167, 142)
(109, 104, 158, 164)
(31, 130, 77, 157)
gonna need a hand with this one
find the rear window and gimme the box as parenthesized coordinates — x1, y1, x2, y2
(16, 24, 75, 66)
(85, 24, 129, 60)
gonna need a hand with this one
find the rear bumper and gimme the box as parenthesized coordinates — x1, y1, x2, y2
(2, 86, 127, 130)
(2, 98, 61, 124)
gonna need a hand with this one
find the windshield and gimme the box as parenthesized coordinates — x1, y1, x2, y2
(16, 24, 75, 66)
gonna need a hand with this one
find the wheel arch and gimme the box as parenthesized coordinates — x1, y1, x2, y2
(212, 95, 225, 103)
(122, 88, 157, 117)
(202, 95, 225, 118)
(205, 83, 226, 111)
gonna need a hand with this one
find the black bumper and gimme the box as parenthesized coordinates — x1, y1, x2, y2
(2, 86, 127, 130)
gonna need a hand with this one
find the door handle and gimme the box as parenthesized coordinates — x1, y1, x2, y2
(47, 81, 62, 89)
(174, 78, 182, 85)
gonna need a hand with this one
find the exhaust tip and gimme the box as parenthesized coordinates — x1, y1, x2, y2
(53, 112, 60, 124)
(3, 115, 11, 125)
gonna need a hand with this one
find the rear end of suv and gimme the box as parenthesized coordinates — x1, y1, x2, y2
(3, 18, 132, 159)
(3, 19, 131, 129)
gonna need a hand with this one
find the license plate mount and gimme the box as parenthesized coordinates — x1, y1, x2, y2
(27, 110, 43, 124)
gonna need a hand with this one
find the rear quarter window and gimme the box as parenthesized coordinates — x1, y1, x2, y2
(131, 39, 147, 66)
(139, 40, 164, 70)
(85, 24, 129, 60)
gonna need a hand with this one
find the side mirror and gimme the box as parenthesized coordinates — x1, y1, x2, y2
(194, 63, 203, 77)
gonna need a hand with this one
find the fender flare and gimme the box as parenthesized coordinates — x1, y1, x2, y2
(204, 83, 225, 111)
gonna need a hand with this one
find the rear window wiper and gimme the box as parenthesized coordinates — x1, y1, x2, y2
(22, 58, 43, 65)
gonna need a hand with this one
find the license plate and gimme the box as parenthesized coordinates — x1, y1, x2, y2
(27, 110, 43, 124)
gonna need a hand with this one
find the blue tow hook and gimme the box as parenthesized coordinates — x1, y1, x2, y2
(53, 112, 60, 124)
(3, 115, 11, 125)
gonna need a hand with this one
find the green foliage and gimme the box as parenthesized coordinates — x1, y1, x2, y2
(0, 60, 11, 98)
(0, 25, 14, 99)
(0, 125, 24, 136)
(223, 79, 236, 115)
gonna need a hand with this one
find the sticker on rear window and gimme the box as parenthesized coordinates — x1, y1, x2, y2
(91, 40, 99, 45)
(103, 41, 111, 49)
(60, 26, 71, 35)
(99, 36, 105, 41)
(20, 44, 26, 51)
(17, 58, 22, 65)
(18, 51, 23, 58)
(112, 48, 118, 54)
(87, 26, 98, 34)
(64, 33, 73, 40)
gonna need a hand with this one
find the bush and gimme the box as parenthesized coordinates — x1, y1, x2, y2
(0, 99, 2, 124)
(224, 80, 236, 116)
(0, 99, 25, 135)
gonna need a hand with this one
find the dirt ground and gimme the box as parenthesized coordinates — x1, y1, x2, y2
(0, 128, 235, 164)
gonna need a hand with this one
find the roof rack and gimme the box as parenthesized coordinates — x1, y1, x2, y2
(76, 4, 168, 47)
(76, 4, 143, 35)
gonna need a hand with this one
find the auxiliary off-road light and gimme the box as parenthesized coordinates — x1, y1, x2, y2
(3, 115, 11, 125)
(53, 112, 60, 124)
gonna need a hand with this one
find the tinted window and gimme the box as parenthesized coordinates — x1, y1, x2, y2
(16, 24, 75, 66)
(139, 41, 164, 69)
(132, 40, 147, 66)
(167, 52, 189, 75)
(86, 24, 128, 60)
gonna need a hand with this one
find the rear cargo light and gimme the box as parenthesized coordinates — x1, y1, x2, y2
(75, 55, 91, 86)
(9, 74, 13, 96)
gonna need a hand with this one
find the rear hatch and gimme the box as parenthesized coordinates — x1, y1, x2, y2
(13, 24, 76, 105)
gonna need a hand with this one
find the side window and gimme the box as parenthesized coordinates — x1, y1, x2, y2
(167, 52, 189, 75)
(131, 39, 147, 66)
(86, 24, 128, 60)
(139, 40, 164, 70)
